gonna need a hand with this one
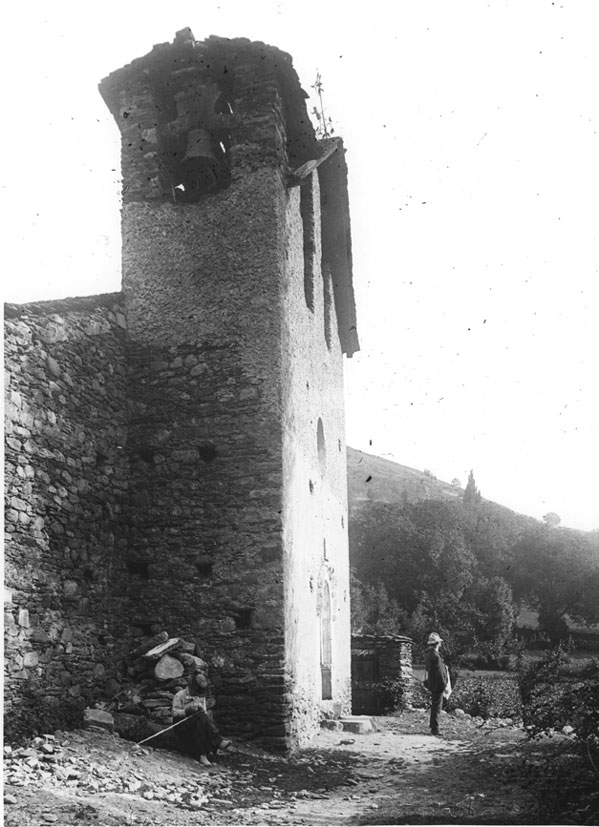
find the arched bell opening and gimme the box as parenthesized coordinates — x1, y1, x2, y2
(158, 82, 234, 203)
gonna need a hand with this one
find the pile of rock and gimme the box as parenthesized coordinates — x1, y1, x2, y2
(3, 734, 81, 795)
(3, 731, 213, 812)
(112, 630, 215, 739)
(450, 709, 521, 729)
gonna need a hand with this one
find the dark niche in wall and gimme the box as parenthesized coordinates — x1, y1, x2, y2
(126, 561, 150, 579)
(198, 443, 218, 463)
(133, 621, 155, 637)
(233, 608, 254, 630)
(195, 556, 214, 577)
(300, 181, 315, 311)
(317, 417, 326, 476)
(135, 447, 155, 464)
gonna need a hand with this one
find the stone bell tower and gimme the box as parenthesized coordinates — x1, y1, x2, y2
(99, 29, 359, 750)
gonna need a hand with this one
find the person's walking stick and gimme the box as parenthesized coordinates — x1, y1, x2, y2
(135, 710, 203, 746)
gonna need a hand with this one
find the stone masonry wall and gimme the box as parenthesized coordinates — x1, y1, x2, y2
(100, 31, 302, 746)
(3, 33, 356, 752)
(4, 296, 129, 735)
(121, 323, 289, 746)
(116, 170, 292, 747)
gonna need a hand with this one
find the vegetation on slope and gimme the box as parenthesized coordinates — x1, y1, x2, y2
(347, 448, 599, 661)
(518, 648, 599, 823)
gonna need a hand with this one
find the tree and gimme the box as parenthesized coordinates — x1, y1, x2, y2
(390, 500, 477, 628)
(512, 526, 599, 646)
(350, 571, 406, 635)
(543, 512, 561, 528)
(349, 501, 412, 588)
(463, 499, 532, 582)
(466, 576, 517, 663)
(463, 470, 482, 506)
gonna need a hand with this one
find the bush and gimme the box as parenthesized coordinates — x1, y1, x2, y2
(445, 675, 521, 719)
(459, 650, 517, 671)
(463, 640, 523, 671)
(4, 695, 85, 743)
(410, 677, 430, 709)
(519, 650, 599, 737)
(520, 743, 599, 825)
(370, 677, 411, 714)
(517, 651, 599, 823)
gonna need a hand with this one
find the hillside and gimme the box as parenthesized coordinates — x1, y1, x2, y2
(347, 447, 464, 512)
(347, 447, 536, 528)
(347, 447, 599, 647)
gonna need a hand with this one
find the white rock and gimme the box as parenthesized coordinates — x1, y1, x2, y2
(142, 638, 181, 661)
(83, 708, 114, 732)
(154, 654, 185, 680)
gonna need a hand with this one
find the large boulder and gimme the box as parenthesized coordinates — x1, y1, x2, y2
(83, 708, 114, 732)
(154, 654, 184, 681)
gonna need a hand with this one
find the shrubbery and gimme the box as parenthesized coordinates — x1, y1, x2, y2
(367, 677, 411, 715)
(410, 677, 430, 710)
(519, 650, 599, 739)
(458, 644, 522, 672)
(445, 674, 521, 719)
(411, 671, 521, 719)
(4, 694, 85, 743)
(518, 650, 599, 823)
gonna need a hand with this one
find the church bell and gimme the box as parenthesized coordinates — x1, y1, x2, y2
(183, 128, 217, 162)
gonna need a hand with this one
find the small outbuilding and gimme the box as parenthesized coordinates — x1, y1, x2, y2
(351, 634, 413, 715)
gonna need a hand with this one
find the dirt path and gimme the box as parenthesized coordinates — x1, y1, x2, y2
(4, 709, 543, 826)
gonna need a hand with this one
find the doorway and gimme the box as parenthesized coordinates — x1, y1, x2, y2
(320, 580, 332, 699)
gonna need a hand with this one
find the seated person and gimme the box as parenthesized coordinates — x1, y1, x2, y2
(172, 674, 231, 766)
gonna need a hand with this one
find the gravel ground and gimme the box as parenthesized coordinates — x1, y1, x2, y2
(4, 708, 547, 826)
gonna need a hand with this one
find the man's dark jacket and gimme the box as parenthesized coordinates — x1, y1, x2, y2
(424, 648, 448, 693)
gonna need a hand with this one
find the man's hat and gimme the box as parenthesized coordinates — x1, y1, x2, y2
(426, 632, 443, 645)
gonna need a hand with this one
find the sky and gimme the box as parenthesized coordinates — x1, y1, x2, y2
(3, 0, 598, 531)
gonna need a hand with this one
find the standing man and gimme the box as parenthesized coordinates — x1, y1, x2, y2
(424, 632, 449, 736)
